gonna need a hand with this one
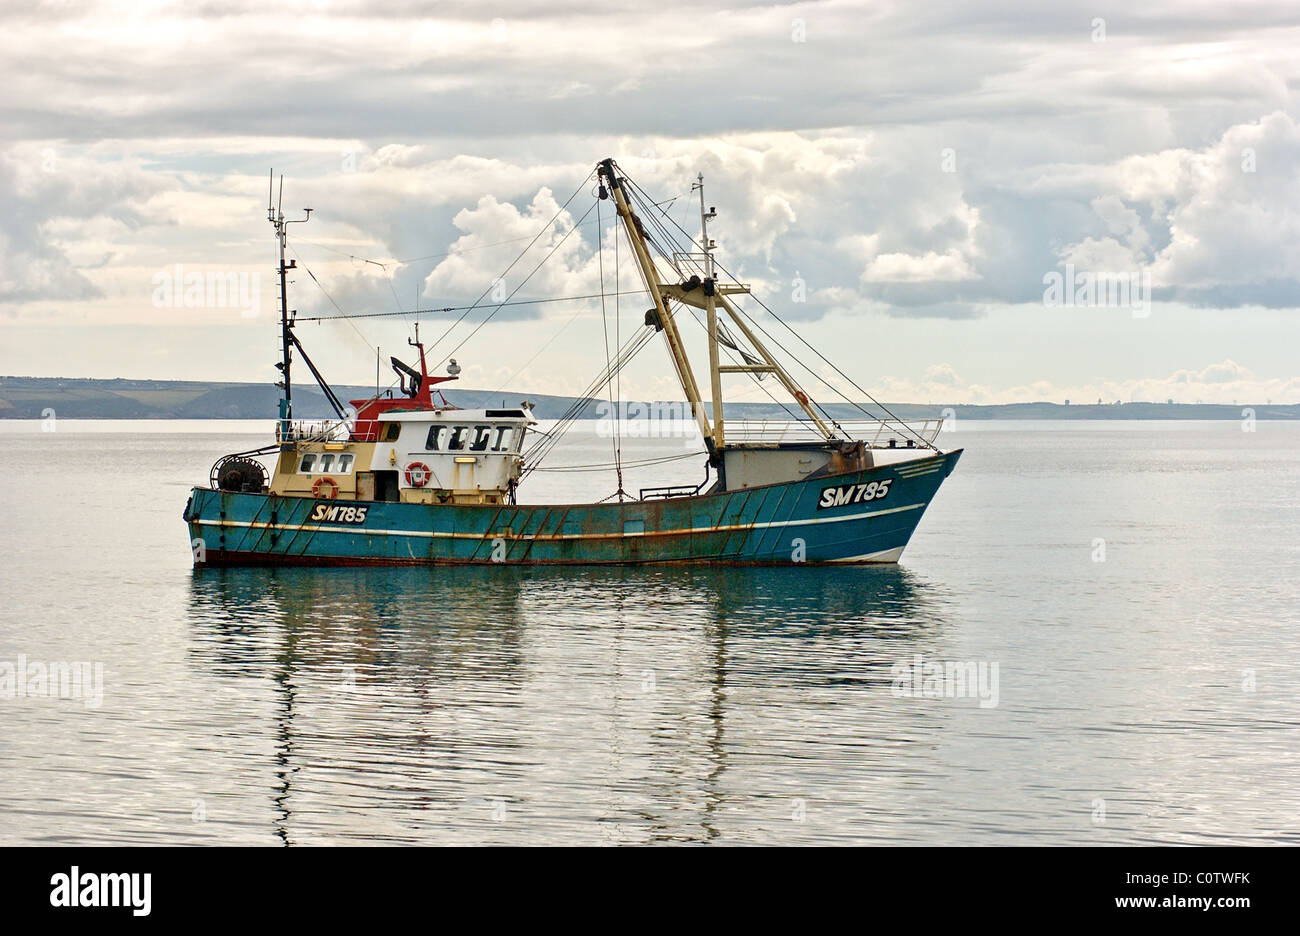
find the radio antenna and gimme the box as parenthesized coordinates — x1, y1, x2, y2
(269, 169, 315, 441)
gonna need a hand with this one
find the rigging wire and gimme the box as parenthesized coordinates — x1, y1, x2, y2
(631, 169, 923, 442)
(283, 170, 693, 453)
(521, 324, 658, 476)
(286, 170, 656, 455)
(290, 193, 682, 270)
(618, 167, 935, 449)
(724, 280, 935, 449)
(283, 158, 933, 464)
(523, 324, 652, 457)
(419, 169, 595, 364)
(295, 290, 648, 323)
(617, 173, 845, 435)
(274, 170, 674, 441)
(679, 302, 803, 425)
(287, 246, 381, 360)
(521, 325, 655, 469)
(433, 198, 598, 368)
(287, 247, 416, 407)
(490, 305, 585, 394)
(528, 451, 702, 473)
(490, 219, 640, 405)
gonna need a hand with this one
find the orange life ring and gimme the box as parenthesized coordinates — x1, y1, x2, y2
(312, 476, 339, 499)
(405, 462, 432, 488)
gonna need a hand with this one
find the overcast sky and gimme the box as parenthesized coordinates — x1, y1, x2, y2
(2, 0, 1298, 405)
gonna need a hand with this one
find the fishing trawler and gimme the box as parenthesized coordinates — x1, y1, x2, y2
(183, 159, 961, 565)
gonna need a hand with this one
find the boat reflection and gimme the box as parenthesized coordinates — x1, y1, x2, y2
(186, 565, 953, 844)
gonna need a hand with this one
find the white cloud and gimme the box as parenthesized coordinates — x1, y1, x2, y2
(865, 251, 980, 283)
(0, 146, 168, 304)
(0, 1, 1296, 402)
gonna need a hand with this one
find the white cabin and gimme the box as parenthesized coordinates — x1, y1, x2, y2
(374, 406, 536, 498)
(270, 405, 536, 505)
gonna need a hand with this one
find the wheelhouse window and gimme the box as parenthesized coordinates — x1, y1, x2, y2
(299, 452, 354, 474)
(420, 422, 521, 454)
(381, 422, 401, 442)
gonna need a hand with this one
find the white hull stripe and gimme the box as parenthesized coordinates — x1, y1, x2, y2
(191, 502, 927, 543)
(826, 546, 905, 563)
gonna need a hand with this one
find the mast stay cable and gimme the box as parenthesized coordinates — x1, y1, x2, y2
(432, 198, 598, 369)
(419, 170, 595, 365)
(619, 168, 935, 450)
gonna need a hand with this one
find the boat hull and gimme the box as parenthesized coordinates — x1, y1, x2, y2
(184, 450, 961, 567)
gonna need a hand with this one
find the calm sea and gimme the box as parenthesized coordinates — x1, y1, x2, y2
(0, 419, 1296, 845)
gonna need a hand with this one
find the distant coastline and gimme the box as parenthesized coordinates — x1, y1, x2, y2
(1, 376, 1296, 421)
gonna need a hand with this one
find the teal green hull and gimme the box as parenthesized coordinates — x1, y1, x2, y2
(184, 450, 960, 566)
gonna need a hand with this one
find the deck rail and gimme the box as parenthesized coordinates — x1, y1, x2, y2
(279, 417, 352, 443)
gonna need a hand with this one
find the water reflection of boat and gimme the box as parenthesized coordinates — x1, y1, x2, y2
(186, 566, 951, 843)
(188, 565, 945, 681)
(188, 566, 530, 680)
